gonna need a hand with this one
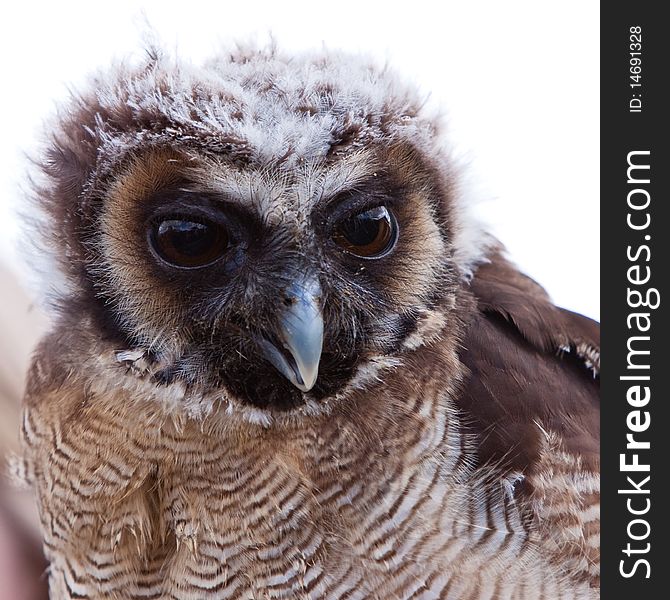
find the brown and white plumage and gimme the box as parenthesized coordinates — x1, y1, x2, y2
(17, 44, 599, 599)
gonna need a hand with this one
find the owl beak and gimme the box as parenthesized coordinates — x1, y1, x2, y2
(258, 275, 324, 392)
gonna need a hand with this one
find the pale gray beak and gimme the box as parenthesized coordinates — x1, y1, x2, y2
(257, 275, 324, 392)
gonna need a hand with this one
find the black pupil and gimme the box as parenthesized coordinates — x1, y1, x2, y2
(340, 207, 388, 246)
(154, 219, 226, 267)
(160, 220, 212, 256)
(334, 205, 396, 257)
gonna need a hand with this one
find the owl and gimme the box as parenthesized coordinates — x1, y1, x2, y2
(16, 44, 600, 599)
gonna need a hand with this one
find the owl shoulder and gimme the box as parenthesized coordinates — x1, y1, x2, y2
(455, 252, 600, 587)
(457, 251, 600, 475)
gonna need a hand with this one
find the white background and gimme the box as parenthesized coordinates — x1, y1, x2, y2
(0, 1, 599, 320)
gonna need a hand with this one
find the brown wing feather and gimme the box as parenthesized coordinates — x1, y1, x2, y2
(457, 253, 601, 587)
(457, 252, 600, 474)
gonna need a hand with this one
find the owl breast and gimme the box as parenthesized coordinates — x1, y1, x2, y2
(20, 327, 595, 600)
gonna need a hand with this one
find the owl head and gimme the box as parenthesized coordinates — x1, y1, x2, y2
(28, 45, 489, 415)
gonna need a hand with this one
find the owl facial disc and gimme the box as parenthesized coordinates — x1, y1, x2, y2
(257, 275, 323, 392)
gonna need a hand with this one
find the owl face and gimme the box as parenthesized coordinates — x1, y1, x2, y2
(32, 47, 475, 412)
(91, 144, 453, 409)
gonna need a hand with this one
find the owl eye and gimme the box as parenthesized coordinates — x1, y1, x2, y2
(150, 218, 229, 268)
(333, 206, 398, 258)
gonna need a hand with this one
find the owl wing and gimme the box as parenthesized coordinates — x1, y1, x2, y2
(457, 252, 600, 586)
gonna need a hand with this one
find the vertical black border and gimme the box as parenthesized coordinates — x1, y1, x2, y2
(601, 4, 670, 596)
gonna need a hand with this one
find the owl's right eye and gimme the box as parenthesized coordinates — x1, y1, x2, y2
(149, 218, 229, 269)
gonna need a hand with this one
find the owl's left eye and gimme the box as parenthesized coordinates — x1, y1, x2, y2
(149, 218, 229, 268)
(333, 206, 398, 258)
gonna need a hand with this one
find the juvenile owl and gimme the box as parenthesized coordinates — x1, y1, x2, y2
(17, 45, 600, 599)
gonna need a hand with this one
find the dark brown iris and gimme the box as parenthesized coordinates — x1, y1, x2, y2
(333, 206, 398, 258)
(150, 218, 229, 268)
